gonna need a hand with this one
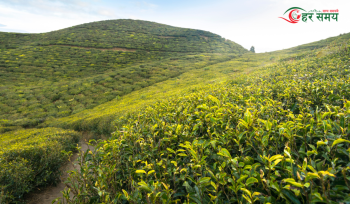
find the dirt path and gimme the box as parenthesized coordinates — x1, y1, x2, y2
(47, 44, 136, 52)
(25, 140, 94, 204)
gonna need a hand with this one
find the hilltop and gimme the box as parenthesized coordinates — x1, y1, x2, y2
(0, 19, 247, 130)
(0, 19, 246, 53)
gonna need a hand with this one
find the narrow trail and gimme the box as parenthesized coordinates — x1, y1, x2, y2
(25, 138, 95, 204)
(47, 44, 137, 52)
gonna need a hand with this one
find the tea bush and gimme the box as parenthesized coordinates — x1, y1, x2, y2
(0, 19, 247, 53)
(60, 43, 350, 203)
(0, 47, 238, 128)
(0, 19, 249, 129)
(0, 128, 80, 203)
(44, 52, 264, 135)
(1, 19, 349, 204)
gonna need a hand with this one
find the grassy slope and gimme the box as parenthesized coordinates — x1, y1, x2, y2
(0, 19, 246, 53)
(45, 32, 350, 135)
(0, 19, 247, 129)
(43, 52, 263, 134)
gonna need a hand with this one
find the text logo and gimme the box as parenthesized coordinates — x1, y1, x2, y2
(279, 7, 339, 24)
(279, 7, 306, 24)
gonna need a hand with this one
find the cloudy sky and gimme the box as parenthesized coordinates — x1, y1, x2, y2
(0, 0, 349, 52)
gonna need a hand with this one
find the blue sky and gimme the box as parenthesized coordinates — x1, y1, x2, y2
(0, 0, 349, 52)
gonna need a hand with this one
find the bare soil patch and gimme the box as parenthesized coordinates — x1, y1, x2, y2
(158, 36, 186, 39)
(200, 35, 209, 41)
(47, 44, 136, 52)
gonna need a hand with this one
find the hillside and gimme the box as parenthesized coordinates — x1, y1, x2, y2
(1, 19, 350, 203)
(0, 19, 247, 130)
(0, 19, 246, 53)
(277, 32, 350, 54)
(60, 39, 350, 204)
(44, 32, 350, 135)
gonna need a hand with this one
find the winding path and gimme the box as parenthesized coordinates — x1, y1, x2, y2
(25, 140, 94, 204)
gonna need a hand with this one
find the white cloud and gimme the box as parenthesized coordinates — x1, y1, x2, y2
(97, 9, 117, 18)
(0, 0, 119, 19)
(0, 0, 126, 33)
(0, 0, 348, 52)
(0, 28, 27, 33)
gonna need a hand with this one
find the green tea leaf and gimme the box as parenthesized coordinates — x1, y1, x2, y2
(135, 170, 146, 174)
(283, 178, 303, 188)
(217, 148, 232, 159)
(246, 177, 258, 186)
(199, 177, 211, 184)
(237, 175, 248, 184)
(148, 170, 155, 175)
(269, 154, 283, 162)
(317, 140, 327, 148)
(332, 138, 350, 148)
(197, 104, 209, 110)
(167, 148, 176, 154)
(240, 188, 252, 197)
(318, 171, 335, 177)
(281, 189, 301, 204)
(208, 95, 220, 105)
(312, 192, 323, 201)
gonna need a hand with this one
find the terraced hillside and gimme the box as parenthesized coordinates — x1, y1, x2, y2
(44, 33, 350, 136)
(0, 19, 247, 130)
(0, 19, 246, 53)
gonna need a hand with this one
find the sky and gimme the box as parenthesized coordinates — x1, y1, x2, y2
(0, 0, 349, 53)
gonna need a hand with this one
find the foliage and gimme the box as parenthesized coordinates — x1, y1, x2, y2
(43, 52, 265, 135)
(0, 19, 247, 53)
(46, 39, 343, 136)
(1, 19, 350, 204)
(282, 33, 350, 53)
(0, 19, 248, 129)
(0, 128, 80, 203)
(58, 42, 350, 203)
(0, 47, 237, 128)
(250, 46, 255, 53)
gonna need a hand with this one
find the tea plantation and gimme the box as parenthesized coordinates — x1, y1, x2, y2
(59, 41, 350, 203)
(0, 19, 248, 203)
(0, 128, 79, 203)
(0, 19, 246, 53)
(0, 19, 247, 130)
(1, 19, 350, 203)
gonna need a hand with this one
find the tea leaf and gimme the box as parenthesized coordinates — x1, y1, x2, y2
(246, 177, 258, 186)
(332, 138, 350, 148)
